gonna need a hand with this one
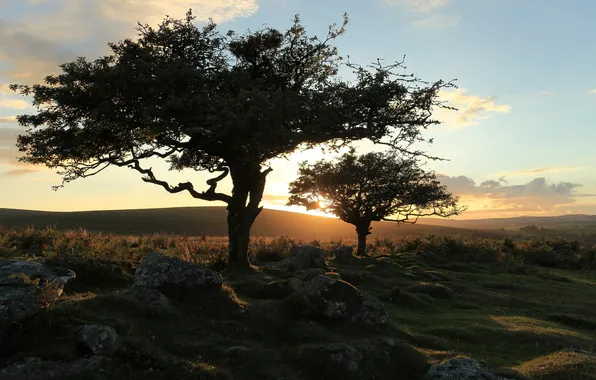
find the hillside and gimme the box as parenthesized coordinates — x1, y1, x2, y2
(0, 207, 506, 240)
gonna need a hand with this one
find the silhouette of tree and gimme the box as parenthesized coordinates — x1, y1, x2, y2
(11, 11, 455, 270)
(287, 150, 465, 255)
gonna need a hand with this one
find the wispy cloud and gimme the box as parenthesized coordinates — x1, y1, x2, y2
(0, 98, 29, 110)
(412, 13, 460, 28)
(435, 88, 511, 128)
(0, 116, 17, 124)
(539, 91, 555, 95)
(499, 166, 586, 177)
(4, 167, 38, 176)
(588, 89, 596, 94)
(383, 0, 450, 12)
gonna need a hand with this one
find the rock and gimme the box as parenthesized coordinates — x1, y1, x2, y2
(325, 272, 342, 280)
(73, 324, 121, 356)
(296, 343, 363, 379)
(0, 260, 75, 338)
(426, 358, 514, 380)
(300, 268, 326, 282)
(0, 356, 110, 380)
(335, 246, 355, 261)
(408, 283, 453, 299)
(290, 245, 326, 270)
(260, 278, 303, 299)
(377, 257, 395, 265)
(225, 346, 250, 355)
(285, 275, 388, 326)
(263, 275, 273, 282)
(134, 252, 223, 292)
(117, 287, 171, 309)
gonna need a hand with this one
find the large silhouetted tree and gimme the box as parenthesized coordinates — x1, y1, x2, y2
(287, 150, 465, 256)
(11, 11, 455, 270)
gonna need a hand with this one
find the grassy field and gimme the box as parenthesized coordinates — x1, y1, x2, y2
(1, 226, 596, 379)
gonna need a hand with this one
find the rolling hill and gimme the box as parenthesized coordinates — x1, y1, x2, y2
(0, 206, 508, 240)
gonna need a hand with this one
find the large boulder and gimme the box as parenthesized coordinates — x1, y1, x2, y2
(426, 358, 515, 380)
(295, 339, 429, 380)
(117, 287, 172, 309)
(334, 246, 355, 261)
(0, 260, 75, 338)
(134, 253, 223, 293)
(0, 356, 110, 380)
(289, 245, 326, 270)
(73, 324, 121, 356)
(284, 275, 388, 326)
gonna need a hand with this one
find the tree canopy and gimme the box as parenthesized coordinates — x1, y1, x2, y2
(11, 10, 455, 269)
(287, 150, 466, 255)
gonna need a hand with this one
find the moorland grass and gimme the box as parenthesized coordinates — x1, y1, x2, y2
(1, 226, 596, 379)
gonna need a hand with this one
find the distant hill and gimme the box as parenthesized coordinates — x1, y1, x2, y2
(418, 214, 596, 229)
(0, 206, 507, 240)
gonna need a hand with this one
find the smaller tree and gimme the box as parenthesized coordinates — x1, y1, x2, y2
(287, 150, 466, 255)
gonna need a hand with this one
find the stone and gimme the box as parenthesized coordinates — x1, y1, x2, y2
(0, 260, 75, 339)
(0, 356, 110, 380)
(289, 245, 326, 270)
(325, 272, 342, 280)
(117, 287, 171, 309)
(334, 246, 355, 261)
(286, 275, 388, 326)
(300, 268, 326, 282)
(261, 278, 303, 299)
(73, 324, 121, 356)
(134, 252, 223, 292)
(296, 343, 363, 379)
(426, 358, 515, 380)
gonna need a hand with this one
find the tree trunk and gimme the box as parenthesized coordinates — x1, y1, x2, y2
(226, 165, 271, 271)
(355, 221, 372, 256)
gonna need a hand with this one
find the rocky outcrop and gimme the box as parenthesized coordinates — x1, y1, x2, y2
(1, 259, 75, 339)
(0, 356, 110, 380)
(117, 287, 172, 309)
(134, 252, 223, 293)
(334, 246, 355, 261)
(426, 358, 515, 380)
(73, 324, 121, 356)
(289, 245, 326, 270)
(284, 275, 388, 326)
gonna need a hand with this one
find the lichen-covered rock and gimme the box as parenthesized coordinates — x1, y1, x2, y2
(118, 287, 172, 309)
(325, 272, 342, 280)
(134, 252, 222, 292)
(300, 268, 326, 282)
(335, 246, 355, 261)
(261, 278, 303, 299)
(0, 356, 110, 380)
(426, 358, 514, 380)
(296, 343, 363, 379)
(0, 260, 75, 339)
(285, 275, 388, 326)
(73, 324, 121, 356)
(290, 245, 326, 270)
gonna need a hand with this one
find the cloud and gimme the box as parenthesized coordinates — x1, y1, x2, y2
(539, 91, 555, 95)
(437, 174, 587, 215)
(0, 98, 29, 110)
(499, 166, 585, 177)
(436, 88, 511, 128)
(0, 1, 259, 86)
(98, 0, 259, 24)
(412, 14, 460, 28)
(4, 167, 38, 176)
(0, 116, 17, 124)
(589, 89, 596, 94)
(383, 0, 450, 12)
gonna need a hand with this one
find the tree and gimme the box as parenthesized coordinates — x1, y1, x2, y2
(11, 11, 455, 270)
(287, 150, 466, 256)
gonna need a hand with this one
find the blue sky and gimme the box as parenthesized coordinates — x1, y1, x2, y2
(0, 0, 594, 218)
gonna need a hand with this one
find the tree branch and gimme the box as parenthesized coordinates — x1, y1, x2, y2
(127, 160, 232, 203)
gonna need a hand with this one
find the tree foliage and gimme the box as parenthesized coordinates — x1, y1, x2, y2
(287, 150, 466, 254)
(11, 10, 455, 268)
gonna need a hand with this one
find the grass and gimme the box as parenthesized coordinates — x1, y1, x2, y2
(1, 226, 596, 379)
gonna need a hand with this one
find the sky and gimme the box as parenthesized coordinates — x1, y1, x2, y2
(0, 0, 595, 219)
